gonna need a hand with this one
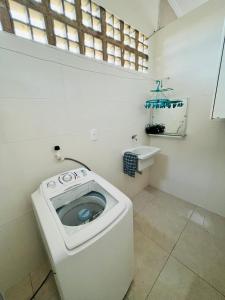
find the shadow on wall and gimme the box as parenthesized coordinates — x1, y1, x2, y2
(150, 153, 169, 187)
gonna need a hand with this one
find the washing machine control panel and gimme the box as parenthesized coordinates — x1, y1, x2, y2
(61, 173, 73, 183)
(47, 181, 57, 188)
(42, 168, 92, 198)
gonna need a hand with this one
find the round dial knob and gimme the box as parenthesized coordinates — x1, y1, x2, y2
(62, 173, 73, 182)
(47, 181, 56, 188)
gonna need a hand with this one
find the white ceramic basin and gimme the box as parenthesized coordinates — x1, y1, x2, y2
(123, 146, 160, 172)
(129, 146, 160, 160)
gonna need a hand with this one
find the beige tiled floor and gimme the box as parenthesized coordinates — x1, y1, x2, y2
(126, 186, 225, 300)
(5, 276, 33, 300)
(147, 257, 225, 300)
(5, 260, 60, 300)
(5, 186, 225, 300)
(125, 228, 168, 300)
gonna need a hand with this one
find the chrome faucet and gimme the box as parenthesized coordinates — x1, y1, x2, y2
(131, 134, 138, 141)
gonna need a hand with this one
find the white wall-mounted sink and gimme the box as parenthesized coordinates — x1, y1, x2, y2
(123, 146, 160, 172)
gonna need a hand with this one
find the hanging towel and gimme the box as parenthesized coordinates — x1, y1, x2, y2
(123, 152, 138, 177)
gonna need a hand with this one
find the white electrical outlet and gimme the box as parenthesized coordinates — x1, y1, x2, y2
(90, 128, 98, 141)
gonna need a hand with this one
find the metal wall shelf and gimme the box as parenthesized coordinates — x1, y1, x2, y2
(147, 133, 187, 138)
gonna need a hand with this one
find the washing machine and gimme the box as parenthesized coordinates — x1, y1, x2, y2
(32, 168, 134, 300)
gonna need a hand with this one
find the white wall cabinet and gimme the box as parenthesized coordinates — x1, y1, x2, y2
(211, 21, 225, 119)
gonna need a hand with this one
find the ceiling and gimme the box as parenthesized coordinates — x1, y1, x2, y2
(95, 0, 160, 35)
(94, 0, 209, 35)
(168, 0, 209, 17)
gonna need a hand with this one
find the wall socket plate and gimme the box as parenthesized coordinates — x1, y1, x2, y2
(90, 128, 98, 141)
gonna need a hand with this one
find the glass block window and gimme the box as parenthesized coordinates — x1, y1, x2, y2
(84, 33, 103, 60)
(8, 0, 47, 44)
(54, 19, 79, 53)
(124, 50, 136, 70)
(138, 56, 148, 73)
(2, 0, 149, 72)
(50, 0, 76, 20)
(9, 0, 29, 23)
(107, 43, 121, 66)
(124, 23, 136, 48)
(138, 32, 148, 55)
(106, 12, 120, 41)
(81, 0, 101, 32)
(29, 9, 45, 29)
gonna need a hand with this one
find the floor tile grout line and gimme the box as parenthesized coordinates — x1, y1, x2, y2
(171, 205, 225, 298)
(172, 256, 225, 298)
(134, 223, 170, 255)
(144, 205, 197, 300)
(144, 246, 172, 300)
(170, 204, 225, 298)
(134, 201, 197, 257)
(170, 205, 197, 254)
(144, 258, 165, 298)
(133, 206, 171, 254)
(134, 190, 225, 299)
(135, 194, 198, 300)
(134, 190, 221, 299)
(134, 201, 194, 254)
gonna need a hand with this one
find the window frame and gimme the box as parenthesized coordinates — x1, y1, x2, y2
(0, 0, 149, 72)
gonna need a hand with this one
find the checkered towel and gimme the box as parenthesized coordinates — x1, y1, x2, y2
(123, 152, 138, 177)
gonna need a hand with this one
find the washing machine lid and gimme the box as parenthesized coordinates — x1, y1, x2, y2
(63, 199, 126, 250)
(41, 169, 129, 250)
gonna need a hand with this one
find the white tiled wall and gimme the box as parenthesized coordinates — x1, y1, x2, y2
(149, 0, 225, 217)
(0, 31, 150, 291)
